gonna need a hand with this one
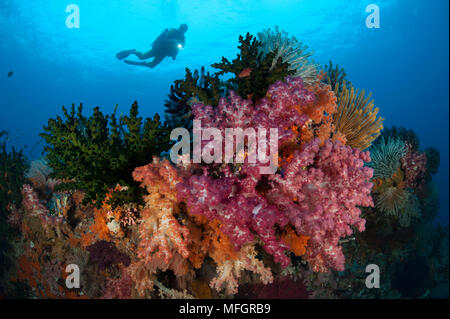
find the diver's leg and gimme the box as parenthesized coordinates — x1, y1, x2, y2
(117, 49, 155, 60)
(123, 60, 156, 68)
(116, 49, 136, 60)
(123, 55, 164, 69)
(131, 49, 155, 60)
(146, 56, 164, 68)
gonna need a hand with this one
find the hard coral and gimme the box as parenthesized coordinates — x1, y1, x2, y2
(165, 67, 224, 131)
(213, 32, 294, 102)
(40, 101, 172, 205)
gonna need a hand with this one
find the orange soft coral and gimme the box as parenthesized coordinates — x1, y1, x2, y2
(137, 206, 190, 265)
(209, 244, 273, 295)
(186, 214, 238, 268)
(129, 158, 193, 293)
(300, 82, 337, 124)
(289, 81, 338, 147)
(281, 226, 309, 256)
(90, 207, 111, 241)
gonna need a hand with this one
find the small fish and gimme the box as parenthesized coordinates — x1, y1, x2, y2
(7, 71, 13, 77)
(238, 67, 252, 78)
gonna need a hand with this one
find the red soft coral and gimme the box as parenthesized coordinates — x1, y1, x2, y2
(400, 142, 427, 189)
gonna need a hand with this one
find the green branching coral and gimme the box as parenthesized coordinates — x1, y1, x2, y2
(257, 26, 319, 85)
(164, 67, 225, 130)
(40, 102, 172, 205)
(0, 131, 28, 295)
(0, 131, 28, 212)
(212, 32, 294, 101)
(367, 137, 406, 179)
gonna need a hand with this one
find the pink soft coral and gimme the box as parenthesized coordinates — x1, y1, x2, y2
(267, 138, 373, 272)
(191, 76, 310, 164)
(178, 77, 374, 272)
(21, 184, 65, 228)
(6, 204, 22, 229)
(177, 171, 291, 267)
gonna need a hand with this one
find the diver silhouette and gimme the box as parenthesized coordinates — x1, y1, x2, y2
(116, 24, 188, 69)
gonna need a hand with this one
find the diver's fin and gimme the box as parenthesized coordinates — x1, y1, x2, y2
(116, 49, 135, 60)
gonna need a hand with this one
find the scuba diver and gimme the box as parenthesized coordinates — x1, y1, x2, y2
(116, 24, 188, 69)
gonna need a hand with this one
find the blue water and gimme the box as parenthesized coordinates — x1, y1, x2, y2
(0, 0, 448, 225)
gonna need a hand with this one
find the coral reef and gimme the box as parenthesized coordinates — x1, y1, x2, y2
(40, 101, 172, 205)
(164, 31, 294, 132)
(367, 126, 437, 229)
(1, 28, 446, 300)
(0, 131, 28, 211)
(0, 131, 28, 296)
